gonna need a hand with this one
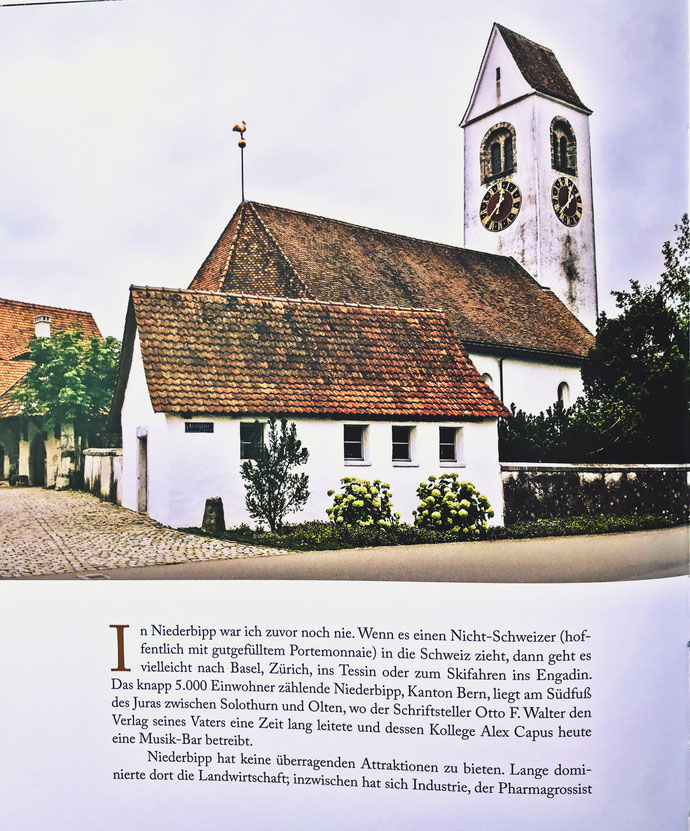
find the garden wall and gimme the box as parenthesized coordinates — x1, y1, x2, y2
(501, 463, 690, 525)
(83, 448, 122, 504)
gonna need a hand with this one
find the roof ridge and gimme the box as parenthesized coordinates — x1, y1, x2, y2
(129, 284, 445, 316)
(246, 202, 315, 299)
(0, 296, 97, 318)
(249, 201, 520, 261)
(219, 202, 246, 285)
(494, 23, 555, 55)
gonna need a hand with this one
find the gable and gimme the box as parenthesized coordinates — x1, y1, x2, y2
(462, 25, 533, 126)
(118, 287, 509, 421)
(189, 202, 594, 359)
(462, 24, 590, 126)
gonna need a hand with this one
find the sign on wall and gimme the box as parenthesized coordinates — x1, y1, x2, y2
(184, 422, 214, 434)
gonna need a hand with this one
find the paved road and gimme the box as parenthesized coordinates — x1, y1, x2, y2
(3, 486, 685, 583)
(0, 487, 289, 578)
(42, 524, 686, 583)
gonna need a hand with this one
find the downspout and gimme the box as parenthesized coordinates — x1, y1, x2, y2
(498, 357, 505, 403)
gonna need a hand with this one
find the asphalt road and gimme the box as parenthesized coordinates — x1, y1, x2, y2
(34, 525, 688, 583)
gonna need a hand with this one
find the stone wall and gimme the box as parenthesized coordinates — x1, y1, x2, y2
(501, 463, 690, 525)
(83, 448, 122, 504)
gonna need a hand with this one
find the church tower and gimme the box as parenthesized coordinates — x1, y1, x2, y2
(461, 24, 598, 332)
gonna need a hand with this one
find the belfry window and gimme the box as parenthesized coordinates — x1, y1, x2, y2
(480, 122, 517, 184)
(551, 117, 577, 175)
(490, 142, 502, 176)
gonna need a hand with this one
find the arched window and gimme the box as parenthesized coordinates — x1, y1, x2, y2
(490, 142, 502, 176)
(481, 372, 494, 390)
(557, 382, 570, 407)
(480, 122, 517, 184)
(551, 117, 577, 175)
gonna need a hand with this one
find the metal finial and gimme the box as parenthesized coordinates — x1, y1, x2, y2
(232, 121, 247, 201)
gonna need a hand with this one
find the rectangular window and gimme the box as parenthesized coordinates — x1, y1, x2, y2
(240, 422, 263, 460)
(392, 425, 412, 462)
(344, 424, 366, 461)
(439, 426, 463, 463)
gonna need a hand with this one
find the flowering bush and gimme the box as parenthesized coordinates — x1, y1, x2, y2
(413, 473, 494, 537)
(326, 478, 400, 528)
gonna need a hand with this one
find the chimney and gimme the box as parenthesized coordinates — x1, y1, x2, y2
(34, 315, 51, 338)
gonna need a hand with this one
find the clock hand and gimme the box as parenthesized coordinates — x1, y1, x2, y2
(489, 190, 505, 219)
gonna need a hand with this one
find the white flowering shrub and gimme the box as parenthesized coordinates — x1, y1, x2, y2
(326, 478, 400, 528)
(413, 473, 494, 537)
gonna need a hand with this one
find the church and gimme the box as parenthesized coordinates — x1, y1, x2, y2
(112, 23, 598, 529)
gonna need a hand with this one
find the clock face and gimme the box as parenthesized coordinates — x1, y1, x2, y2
(479, 180, 522, 232)
(552, 176, 583, 226)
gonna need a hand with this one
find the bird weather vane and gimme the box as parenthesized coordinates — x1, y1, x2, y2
(232, 121, 247, 202)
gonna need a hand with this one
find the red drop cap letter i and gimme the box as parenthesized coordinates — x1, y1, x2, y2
(110, 624, 131, 672)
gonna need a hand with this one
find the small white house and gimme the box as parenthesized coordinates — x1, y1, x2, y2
(111, 287, 509, 529)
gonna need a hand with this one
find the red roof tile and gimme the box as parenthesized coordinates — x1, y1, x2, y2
(0, 297, 101, 361)
(125, 287, 510, 420)
(0, 360, 32, 417)
(189, 202, 594, 359)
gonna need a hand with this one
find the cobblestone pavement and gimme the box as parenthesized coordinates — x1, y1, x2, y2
(0, 487, 290, 578)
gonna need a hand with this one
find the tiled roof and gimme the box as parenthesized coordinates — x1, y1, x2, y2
(189, 202, 594, 358)
(0, 360, 32, 418)
(0, 297, 101, 361)
(496, 24, 589, 112)
(125, 287, 510, 420)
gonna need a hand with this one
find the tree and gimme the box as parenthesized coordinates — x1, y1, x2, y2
(13, 329, 121, 444)
(581, 216, 689, 461)
(240, 418, 309, 532)
(500, 216, 690, 462)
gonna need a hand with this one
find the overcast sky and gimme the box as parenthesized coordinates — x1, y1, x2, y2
(0, 0, 687, 337)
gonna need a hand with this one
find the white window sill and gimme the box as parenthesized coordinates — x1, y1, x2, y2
(440, 462, 467, 468)
(392, 461, 419, 468)
(344, 460, 371, 467)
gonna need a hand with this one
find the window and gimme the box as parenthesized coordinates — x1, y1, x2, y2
(344, 424, 367, 462)
(439, 426, 464, 465)
(392, 426, 412, 462)
(480, 122, 517, 184)
(481, 372, 494, 390)
(551, 117, 577, 175)
(240, 421, 263, 460)
(557, 382, 570, 407)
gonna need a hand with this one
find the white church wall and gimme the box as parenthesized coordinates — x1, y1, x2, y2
(120, 334, 168, 518)
(462, 29, 598, 332)
(533, 99, 597, 331)
(468, 350, 584, 414)
(464, 94, 539, 277)
(463, 32, 532, 123)
(126, 412, 503, 530)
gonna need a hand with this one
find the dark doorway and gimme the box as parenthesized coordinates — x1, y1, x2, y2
(137, 435, 148, 513)
(29, 435, 46, 486)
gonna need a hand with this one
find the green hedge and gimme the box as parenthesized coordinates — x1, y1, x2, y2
(183, 513, 678, 551)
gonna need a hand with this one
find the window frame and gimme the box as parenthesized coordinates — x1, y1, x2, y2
(439, 426, 465, 467)
(343, 423, 370, 466)
(240, 421, 264, 461)
(391, 424, 418, 467)
(550, 116, 577, 176)
(480, 121, 517, 185)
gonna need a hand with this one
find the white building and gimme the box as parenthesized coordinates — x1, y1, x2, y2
(111, 287, 508, 529)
